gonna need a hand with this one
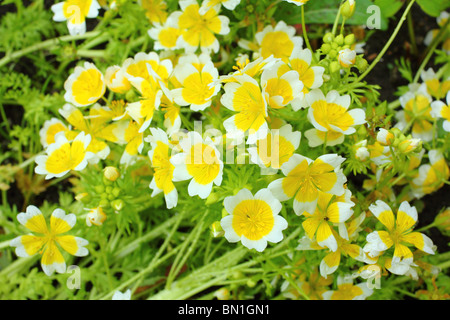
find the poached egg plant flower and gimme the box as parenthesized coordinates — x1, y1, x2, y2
(220, 188, 288, 252)
(51, 0, 101, 36)
(35, 131, 94, 180)
(10, 205, 89, 276)
(170, 131, 223, 199)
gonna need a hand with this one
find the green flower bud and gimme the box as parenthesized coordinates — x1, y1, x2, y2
(330, 61, 341, 73)
(328, 49, 338, 59)
(112, 187, 121, 198)
(355, 56, 369, 72)
(341, 0, 356, 19)
(331, 41, 339, 49)
(321, 43, 331, 54)
(99, 199, 110, 208)
(344, 34, 356, 45)
(94, 185, 105, 194)
(111, 199, 125, 211)
(335, 34, 344, 46)
(323, 32, 334, 43)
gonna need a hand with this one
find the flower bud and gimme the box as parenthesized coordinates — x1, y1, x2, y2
(323, 32, 334, 43)
(344, 34, 356, 45)
(329, 61, 341, 73)
(75, 192, 91, 204)
(86, 207, 107, 227)
(377, 128, 395, 146)
(321, 43, 331, 54)
(205, 192, 220, 205)
(335, 34, 344, 46)
(397, 138, 422, 154)
(338, 48, 356, 68)
(103, 166, 120, 181)
(341, 0, 356, 19)
(210, 221, 224, 237)
(111, 199, 125, 212)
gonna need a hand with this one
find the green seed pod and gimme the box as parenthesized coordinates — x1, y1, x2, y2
(330, 61, 341, 73)
(328, 49, 338, 59)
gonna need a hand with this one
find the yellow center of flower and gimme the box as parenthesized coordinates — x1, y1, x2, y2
(45, 140, 87, 174)
(179, 4, 222, 48)
(186, 143, 221, 185)
(159, 27, 181, 49)
(232, 82, 266, 132)
(282, 158, 337, 202)
(71, 68, 104, 106)
(260, 31, 294, 62)
(231, 199, 275, 240)
(181, 72, 215, 105)
(311, 101, 354, 132)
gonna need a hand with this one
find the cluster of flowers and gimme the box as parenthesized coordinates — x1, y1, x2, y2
(8, 0, 449, 300)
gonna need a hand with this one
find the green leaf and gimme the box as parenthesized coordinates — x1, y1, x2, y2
(416, 0, 450, 17)
(374, 0, 404, 18)
(276, 0, 389, 30)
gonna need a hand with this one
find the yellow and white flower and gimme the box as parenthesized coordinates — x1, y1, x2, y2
(268, 153, 347, 215)
(301, 191, 354, 252)
(338, 48, 356, 68)
(64, 62, 106, 107)
(35, 131, 94, 179)
(148, 12, 182, 51)
(247, 124, 301, 170)
(431, 91, 450, 132)
(123, 51, 173, 85)
(260, 61, 303, 109)
(147, 127, 178, 209)
(175, 0, 230, 53)
(220, 74, 268, 144)
(10, 205, 89, 276)
(277, 47, 325, 111)
(319, 213, 366, 278)
(420, 68, 450, 100)
(51, 0, 101, 35)
(125, 65, 166, 132)
(411, 149, 450, 198)
(104, 65, 132, 94)
(220, 188, 288, 252)
(170, 131, 223, 199)
(306, 89, 366, 137)
(364, 200, 435, 265)
(396, 83, 434, 142)
(59, 103, 124, 162)
(39, 118, 69, 148)
(255, 20, 303, 63)
(171, 53, 221, 111)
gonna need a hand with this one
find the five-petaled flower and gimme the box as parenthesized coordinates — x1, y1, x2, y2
(10, 205, 89, 276)
(220, 188, 288, 252)
(364, 200, 435, 267)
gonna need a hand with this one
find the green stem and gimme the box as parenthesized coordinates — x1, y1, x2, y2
(406, 1, 418, 56)
(301, 5, 317, 64)
(331, 4, 342, 36)
(354, 0, 417, 84)
(0, 31, 102, 68)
